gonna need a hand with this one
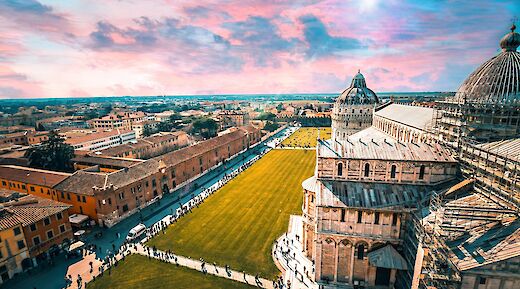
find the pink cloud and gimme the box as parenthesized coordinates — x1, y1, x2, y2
(0, 0, 517, 98)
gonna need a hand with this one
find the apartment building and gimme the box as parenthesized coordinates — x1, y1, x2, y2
(60, 129, 136, 152)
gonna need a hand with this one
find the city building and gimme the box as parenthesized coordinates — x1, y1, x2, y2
(0, 130, 49, 148)
(0, 126, 35, 135)
(217, 110, 249, 129)
(302, 125, 457, 288)
(71, 155, 143, 172)
(132, 120, 159, 139)
(0, 207, 28, 285)
(25, 131, 49, 145)
(59, 129, 136, 152)
(35, 116, 88, 131)
(0, 132, 28, 146)
(2, 193, 72, 268)
(93, 131, 190, 160)
(153, 111, 177, 122)
(0, 166, 93, 218)
(87, 111, 148, 130)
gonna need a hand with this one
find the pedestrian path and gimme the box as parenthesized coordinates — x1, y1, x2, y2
(65, 252, 102, 288)
(130, 244, 274, 289)
(272, 215, 318, 289)
(277, 146, 315, 150)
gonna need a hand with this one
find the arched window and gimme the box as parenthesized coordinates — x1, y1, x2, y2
(390, 165, 397, 179)
(337, 163, 343, 176)
(419, 165, 425, 180)
(357, 244, 365, 260)
(364, 163, 370, 177)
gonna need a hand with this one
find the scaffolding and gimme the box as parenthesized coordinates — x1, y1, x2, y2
(459, 141, 520, 211)
(401, 177, 519, 289)
(431, 94, 520, 148)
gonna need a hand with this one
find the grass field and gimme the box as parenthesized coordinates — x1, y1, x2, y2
(281, 127, 331, 148)
(148, 149, 315, 278)
(87, 254, 255, 289)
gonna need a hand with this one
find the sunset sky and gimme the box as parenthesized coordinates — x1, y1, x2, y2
(0, 0, 519, 98)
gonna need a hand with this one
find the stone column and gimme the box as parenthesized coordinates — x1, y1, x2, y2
(315, 240, 322, 281)
(349, 243, 355, 284)
(334, 241, 339, 282)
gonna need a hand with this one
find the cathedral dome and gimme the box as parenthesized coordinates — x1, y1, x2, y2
(455, 25, 520, 105)
(336, 70, 379, 105)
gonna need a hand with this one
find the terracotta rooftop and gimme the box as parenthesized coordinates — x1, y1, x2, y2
(97, 132, 185, 156)
(0, 165, 71, 187)
(63, 129, 134, 145)
(71, 155, 143, 168)
(3, 195, 71, 226)
(53, 170, 107, 196)
(54, 126, 258, 195)
(157, 127, 253, 167)
(0, 209, 22, 231)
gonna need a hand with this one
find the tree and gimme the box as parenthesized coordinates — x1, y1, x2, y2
(169, 113, 182, 122)
(25, 131, 74, 172)
(257, 112, 276, 121)
(263, 121, 280, 132)
(191, 118, 218, 139)
(157, 121, 173, 132)
(142, 125, 154, 137)
(35, 123, 46, 131)
(102, 104, 112, 115)
(83, 110, 99, 120)
(168, 113, 182, 129)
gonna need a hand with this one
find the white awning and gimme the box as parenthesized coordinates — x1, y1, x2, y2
(68, 241, 85, 252)
(69, 214, 89, 225)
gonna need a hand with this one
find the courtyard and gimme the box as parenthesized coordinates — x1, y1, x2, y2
(147, 149, 315, 279)
(86, 254, 256, 289)
(281, 127, 331, 148)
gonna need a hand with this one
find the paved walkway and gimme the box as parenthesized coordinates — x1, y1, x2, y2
(131, 244, 275, 288)
(278, 146, 315, 150)
(273, 215, 318, 289)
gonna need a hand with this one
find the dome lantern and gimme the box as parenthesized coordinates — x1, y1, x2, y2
(500, 24, 520, 52)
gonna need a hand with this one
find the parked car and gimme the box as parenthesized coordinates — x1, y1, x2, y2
(126, 223, 147, 241)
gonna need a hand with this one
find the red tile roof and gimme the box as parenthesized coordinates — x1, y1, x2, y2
(0, 165, 71, 187)
(0, 209, 22, 230)
(3, 195, 71, 226)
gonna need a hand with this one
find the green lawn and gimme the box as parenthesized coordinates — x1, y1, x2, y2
(281, 127, 331, 148)
(87, 254, 255, 289)
(148, 149, 315, 278)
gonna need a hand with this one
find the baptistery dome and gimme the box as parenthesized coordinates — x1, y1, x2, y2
(336, 70, 379, 105)
(455, 25, 520, 105)
(332, 70, 379, 142)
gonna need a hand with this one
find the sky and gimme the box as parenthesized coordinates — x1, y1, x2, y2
(0, 0, 518, 98)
